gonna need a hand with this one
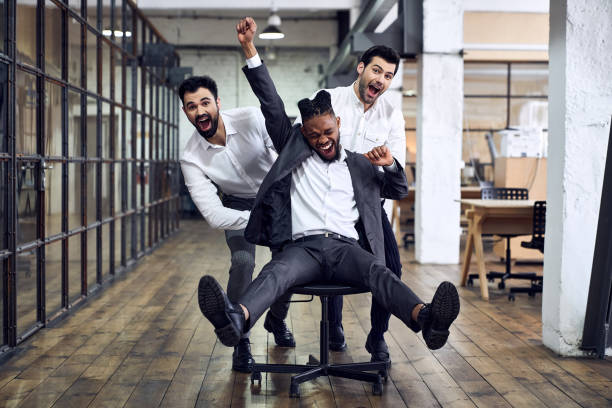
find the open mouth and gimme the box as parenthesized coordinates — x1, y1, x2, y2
(317, 140, 335, 157)
(197, 116, 212, 132)
(367, 84, 382, 99)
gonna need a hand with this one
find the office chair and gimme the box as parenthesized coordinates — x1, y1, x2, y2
(467, 187, 537, 289)
(251, 283, 387, 398)
(508, 201, 545, 300)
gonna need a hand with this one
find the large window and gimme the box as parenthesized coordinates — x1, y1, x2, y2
(402, 60, 548, 184)
(463, 61, 548, 182)
(1, 0, 180, 350)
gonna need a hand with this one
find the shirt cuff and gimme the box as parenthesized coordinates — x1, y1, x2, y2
(383, 160, 398, 172)
(246, 53, 262, 69)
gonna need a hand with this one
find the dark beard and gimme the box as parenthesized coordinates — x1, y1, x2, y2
(313, 141, 342, 162)
(195, 113, 219, 139)
(357, 77, 369, 103)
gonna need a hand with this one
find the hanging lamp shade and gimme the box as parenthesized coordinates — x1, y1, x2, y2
(259, 13, 285, 40)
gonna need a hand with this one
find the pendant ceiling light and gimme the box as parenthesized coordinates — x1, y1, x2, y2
(259, 8, 285, 40)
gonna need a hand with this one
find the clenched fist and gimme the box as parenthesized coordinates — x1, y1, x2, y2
(236, 17, 257, 45)
(364, 145, 394, 167)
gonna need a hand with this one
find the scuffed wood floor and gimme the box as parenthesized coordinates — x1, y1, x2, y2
(0, 219, 609, 407)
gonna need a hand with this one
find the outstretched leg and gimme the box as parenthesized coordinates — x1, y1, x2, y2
(326, 239, 460, 350)
(198, 242, 322, 347)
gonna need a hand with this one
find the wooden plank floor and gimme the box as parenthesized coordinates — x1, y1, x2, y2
(0, 219, 610, 407)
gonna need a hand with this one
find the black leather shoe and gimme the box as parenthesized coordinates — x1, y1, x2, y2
(198, 275, 245, 347)
(263, 312, 296, 347)
(329, 324, 347, 351)
(365, 333, 390, 365)
(232, 338, 255, 373)
(418, 281, 460, 350)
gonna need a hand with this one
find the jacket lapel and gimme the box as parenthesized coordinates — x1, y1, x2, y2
(345, 151, 370, 217)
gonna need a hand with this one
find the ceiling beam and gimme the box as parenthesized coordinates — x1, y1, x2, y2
(323, 0, 396, 84)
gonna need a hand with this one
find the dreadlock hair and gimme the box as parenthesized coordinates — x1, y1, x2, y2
(297, 90, 335, 122)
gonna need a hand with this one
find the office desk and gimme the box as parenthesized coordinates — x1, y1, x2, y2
(392, 187, 483, 245)
(459, 199, 534, 300)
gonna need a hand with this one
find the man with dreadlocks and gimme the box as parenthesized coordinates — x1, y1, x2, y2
(196, 17, 460, 356)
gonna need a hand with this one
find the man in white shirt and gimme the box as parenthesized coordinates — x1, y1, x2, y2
(295, 45, 405, 363)
(179, 75, 295, 373)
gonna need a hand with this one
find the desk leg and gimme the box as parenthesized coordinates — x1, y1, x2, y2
(460, 231, 473, 286)
(472, 214, 489, 300)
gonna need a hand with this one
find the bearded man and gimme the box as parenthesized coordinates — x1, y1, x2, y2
(179, 75, 295, 373)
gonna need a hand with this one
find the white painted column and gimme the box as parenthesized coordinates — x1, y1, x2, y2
(415, 0, 463, 264)
(543, 0, 612, 356)
(385, 60, 403, 223)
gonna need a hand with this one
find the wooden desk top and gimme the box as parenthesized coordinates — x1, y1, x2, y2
(459, 199, 535, 209)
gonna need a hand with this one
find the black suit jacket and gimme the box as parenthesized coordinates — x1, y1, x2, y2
(243, 64, 409, 262)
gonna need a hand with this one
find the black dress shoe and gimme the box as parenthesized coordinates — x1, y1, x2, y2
(198, 275, 246, 347)
(263, 312, 296, 347)
(232, 338, 255, 373)
(329, 324, 347, 351)
(418, 281, 460, 350)
(365, 333, 390, 365)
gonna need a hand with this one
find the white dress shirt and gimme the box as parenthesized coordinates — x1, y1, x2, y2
(180, 107, 277, 230)
(291, 149, 360, 240)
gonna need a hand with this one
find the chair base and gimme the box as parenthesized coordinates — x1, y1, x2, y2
(508, 278, 542, 301)
(467, 271, 539, 289)
(251, 292, 388, 398)
(251, 357, 387, 398)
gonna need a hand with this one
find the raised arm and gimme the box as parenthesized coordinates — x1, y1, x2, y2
(236, 17, 293, 152)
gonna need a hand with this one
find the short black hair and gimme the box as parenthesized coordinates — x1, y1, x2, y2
(298, 90, 335, 122)
(178, 75, 218, 104)
(359, 45, 400, 75)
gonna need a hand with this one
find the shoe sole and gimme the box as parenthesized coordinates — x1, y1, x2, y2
(426, 281, 460, 350)
(263, 318, 296, 347)
(198, 276, 241, 347)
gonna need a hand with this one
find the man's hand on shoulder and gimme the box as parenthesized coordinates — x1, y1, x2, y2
(364, 145, 394, 167)
(236, 17, 258, 59)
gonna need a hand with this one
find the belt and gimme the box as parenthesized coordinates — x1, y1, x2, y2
(293, 232, 356, 243)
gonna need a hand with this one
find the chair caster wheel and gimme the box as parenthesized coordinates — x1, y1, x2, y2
(372, 382, 383, 396)
(308, 355, 319, 365)
(508, 294, 515, 301)
(467, 279, 473, 287)
(251, 371, 261, 384)
(290, 383, 300, 398)
(498, 281, 506, 289)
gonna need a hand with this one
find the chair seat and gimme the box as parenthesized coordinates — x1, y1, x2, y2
(290, 282, 369, 296)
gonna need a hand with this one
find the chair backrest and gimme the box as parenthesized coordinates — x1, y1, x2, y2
(481, 187, 529, 200)
(532, 200, 546, 252)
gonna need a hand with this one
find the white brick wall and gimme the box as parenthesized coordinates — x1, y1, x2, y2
(178, 48, 330, 157)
